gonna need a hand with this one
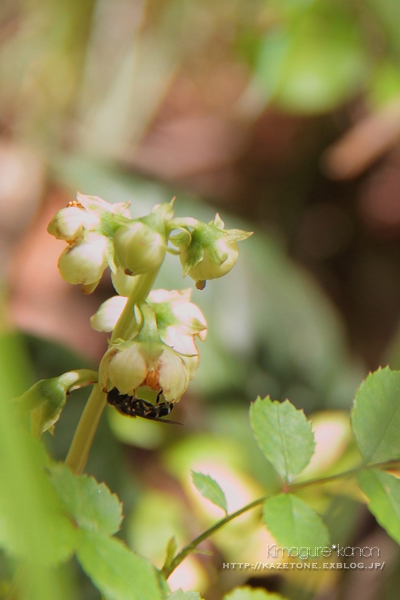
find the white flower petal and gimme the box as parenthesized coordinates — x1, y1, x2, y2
(90, 296, 127, 332)
(58, 233, 108, 285)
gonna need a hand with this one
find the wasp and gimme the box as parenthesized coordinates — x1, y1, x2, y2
(107, 387, 181, 424)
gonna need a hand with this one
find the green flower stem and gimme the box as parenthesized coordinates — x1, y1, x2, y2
(65, 384, 106, 475)
(161, 458, 400, 579)
(65, 267, 162, 474)
(111, 267, 160, 342)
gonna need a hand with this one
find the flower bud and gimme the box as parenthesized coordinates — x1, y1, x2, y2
(184, 237, 239, 283)
(113, 221, 166, 276)
(47, 206, 100, 243)
(172, 214, 252, 286)
(112, 201, 174, 276)
(58, 232, 109, 286)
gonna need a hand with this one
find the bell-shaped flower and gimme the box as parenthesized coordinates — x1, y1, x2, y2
(171, 214, 252, 287)
(48, 193, 131, 243)
(113, 222, 166, 276)
(91, 290, 206, 381)
(113, 202, 173, 276)
(58, 232, 110, 288)
(147, 289, 207, 379)
(99, 339, 190, 402)
(47, 205, 100, 244)
(49, 193, 132, 292)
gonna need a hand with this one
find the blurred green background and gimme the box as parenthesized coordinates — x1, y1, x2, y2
(2, 0, 400, 598)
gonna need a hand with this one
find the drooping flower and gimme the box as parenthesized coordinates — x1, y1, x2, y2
(48, 193, 132, 292)
(58, 232, 110, 287)
(99, 339, 190, 402)
(170, 214, 252, 288)
(91, 288, 207, 381)
(147, 288, 207, 379)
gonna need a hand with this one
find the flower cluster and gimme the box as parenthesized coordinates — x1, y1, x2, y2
(47, 193, 251, 414)
(96, 290, 206, 402)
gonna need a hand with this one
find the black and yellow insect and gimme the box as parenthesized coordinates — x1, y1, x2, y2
(107, 388, 181, 424)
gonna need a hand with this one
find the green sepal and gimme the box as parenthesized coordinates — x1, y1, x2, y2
(162, 536, 178, 573)
(16, 370, 98, 435)
(169, 229, 192, 249)
(180, 238, 204, 276)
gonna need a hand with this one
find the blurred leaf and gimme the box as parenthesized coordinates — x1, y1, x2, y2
(351, 367, 400, 463)
(323, 494, 362, 548)
(368, 61, 400, 108)
(163, 536, 178, 573)
(250, 397, 315, 481)
(49, 463, 123, 536)
(223, 588, 287, 600)
(128, 490, 188, 567)
(76, 530, 163, 600)
(255, 5, 368, 112)
(191, 471, 227, 513)
(0, 333, 74, 599)
(262, 494, 330, 548)
(169, 591, 203, 600)
(358, 469, 400, 545)
(365, 0, 400, 56)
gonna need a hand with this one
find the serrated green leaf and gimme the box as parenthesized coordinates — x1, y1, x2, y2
(262, 494, 330, 549)
(223, 588, 287, 600)
(351, 367, 400, 463)
(49, 463, 123, 536)
(191, 471, 227, 513)
(76, 530, 162, 600)
(358, 469, 400, 545)
(250, 397, 315, 481)
(169, 590, 203, 600)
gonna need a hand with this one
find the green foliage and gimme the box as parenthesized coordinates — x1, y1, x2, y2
(49, 463, 123, 536)
(250, 397, 315, 481)
(76, 531, 163, 600)
(0, 333, 73, 598)
(0, 425, 77, 566)
(191, 471, 228, 513)
(358, 469, 400, 546)
(223, 588, 287, 600)
(351, 367, 400, 463)
(262, 494, 330, 549)
(255, 4, 368, 113)
(169, 591, 203, 600)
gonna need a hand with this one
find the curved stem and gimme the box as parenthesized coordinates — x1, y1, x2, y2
(65, 384, 107, 474)
(111, 268, 160, 342)
(162, 458, 400, 578)
(65, 268, 162, 474)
